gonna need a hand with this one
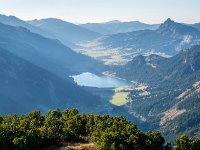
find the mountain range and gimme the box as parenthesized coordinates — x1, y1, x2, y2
(77, 19, 200, 65)
(80, 20, 200, 35)
(80, 20, 159, 35)
(28, 18, 101, 46)
(0, 14, 101, 48)
(0, 14, 75, 47)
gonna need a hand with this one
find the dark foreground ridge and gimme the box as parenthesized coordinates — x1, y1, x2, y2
(0, 109, 199, 150)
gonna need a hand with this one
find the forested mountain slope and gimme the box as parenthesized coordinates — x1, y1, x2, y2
(0, 22, 106, 115)
(116, 45, 200, 85)
(116, 45, 200, 142)
(0, 22, 105, 79)
(0, 48, 102, 114)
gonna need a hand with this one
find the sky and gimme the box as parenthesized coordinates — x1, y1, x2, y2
(0, 0, 199, 24)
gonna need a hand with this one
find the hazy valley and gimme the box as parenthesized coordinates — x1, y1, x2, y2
(0, 5, 200, 149)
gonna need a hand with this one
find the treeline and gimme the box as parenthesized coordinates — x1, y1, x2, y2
(0, 109, 198, 150)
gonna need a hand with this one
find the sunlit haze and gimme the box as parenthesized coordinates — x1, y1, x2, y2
(0, 0, 200, 23)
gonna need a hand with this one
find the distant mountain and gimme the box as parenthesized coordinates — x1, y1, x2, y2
(105, 20, 122, 24)
(79, 19, 200, 64)
(0, 22, 105, 79)
(80, 20, 159, 35)
(157, 19, 200, 38)
(0, 48, 102, 114)
(191, 23, 200, 31)
(28, 18, 101, 45)
(0, 14, 47, 35)
(116, 45, 200, 142)
(0, 14, 74, 47)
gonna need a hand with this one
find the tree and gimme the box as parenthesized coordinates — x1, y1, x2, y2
(191, 137, 200, 150)
(173, 135, 192, 150)
(146, 131, 165, 150)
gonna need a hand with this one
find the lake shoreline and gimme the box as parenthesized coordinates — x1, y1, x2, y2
(71, 72, 131, 88)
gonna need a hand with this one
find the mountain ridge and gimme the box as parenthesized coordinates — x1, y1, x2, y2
(0, 14, 75, 47)
(157, 18, 200, 38)
(80, 20, 159, 35)
(78, 19, 200, 65)
(28, 18, 101, 45)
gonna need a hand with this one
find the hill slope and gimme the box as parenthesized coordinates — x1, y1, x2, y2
(0, 22, 107, 114)
(0, 22, 105, 79)
(0, 48, 102, 114)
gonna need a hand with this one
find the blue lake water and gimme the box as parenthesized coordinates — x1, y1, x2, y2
(71, 72, 130, 88)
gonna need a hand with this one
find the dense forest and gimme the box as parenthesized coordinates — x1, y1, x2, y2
(114, 45, 200, 142)
(0, 109, 199, 150)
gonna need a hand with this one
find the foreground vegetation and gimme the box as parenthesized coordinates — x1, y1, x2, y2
(0, 109, 199, 150)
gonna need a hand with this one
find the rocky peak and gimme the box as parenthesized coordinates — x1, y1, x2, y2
(157, 18, 200, 38)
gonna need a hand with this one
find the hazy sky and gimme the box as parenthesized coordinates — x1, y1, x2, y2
(0, 0, 199, 24)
